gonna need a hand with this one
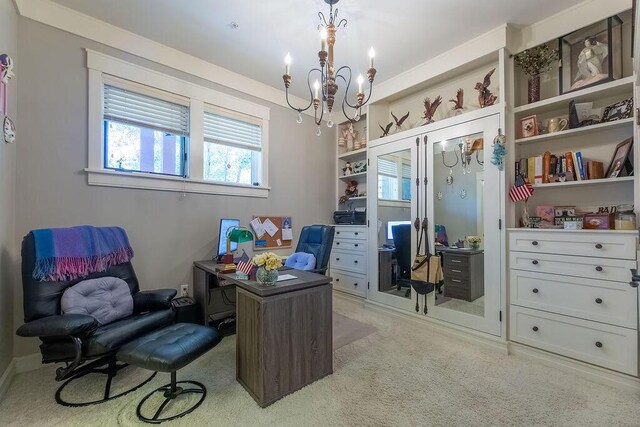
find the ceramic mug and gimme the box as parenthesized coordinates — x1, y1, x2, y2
(548, 118, 568, 133)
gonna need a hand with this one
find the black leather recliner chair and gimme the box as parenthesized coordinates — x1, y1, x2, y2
(295, 225, 335, 274)
(16, 232, 177, 406)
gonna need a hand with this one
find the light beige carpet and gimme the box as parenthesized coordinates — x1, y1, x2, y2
(2, 298, 640, 426)
(333, 312, 377, 350)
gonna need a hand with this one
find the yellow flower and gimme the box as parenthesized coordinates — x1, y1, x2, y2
(252, 254, 266, 266)
(266, 257, 280, 270)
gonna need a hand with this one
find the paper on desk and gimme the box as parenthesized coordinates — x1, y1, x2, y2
(262, 218, 279, 237)
(277, 274, 296, 281)
(281, 227, 293, 241)
(250, 217, 265, 238)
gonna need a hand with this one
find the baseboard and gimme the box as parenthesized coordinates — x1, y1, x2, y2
(0, 359, 16, 402)
(508, 342, 640, 392)
(14, 353, 43, 374)
(363, 299, 509, 354)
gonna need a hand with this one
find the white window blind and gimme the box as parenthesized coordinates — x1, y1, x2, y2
(203, 111, 262, 151)
(378, 158, 397, 176)
(103, 84, 189, 136)
(402, 163, 411, 179)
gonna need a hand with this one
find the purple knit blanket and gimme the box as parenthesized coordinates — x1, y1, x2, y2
(32, 226, 134, 282)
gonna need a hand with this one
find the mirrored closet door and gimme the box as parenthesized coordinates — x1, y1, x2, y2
(426, 114, 502, 335)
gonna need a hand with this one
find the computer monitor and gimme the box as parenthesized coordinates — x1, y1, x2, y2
(217, 218, 241, 256)
(387, 220, 411, 240)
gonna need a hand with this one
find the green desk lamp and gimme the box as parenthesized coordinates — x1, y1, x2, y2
(222, 226, 254, 267)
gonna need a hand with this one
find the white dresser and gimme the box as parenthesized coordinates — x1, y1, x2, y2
(508, 229, 639, 376)
(330, 225, 368, 298)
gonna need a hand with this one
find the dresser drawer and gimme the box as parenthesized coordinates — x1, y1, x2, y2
(510, 306, 638, 375)
(510, 252, 635, 283)
(332, 271, 366, 297)
(510, 270, 638, 329)
(331, 251, 366, 274)
(333, 239, 366, 253)
(509, 230, 637, 260)
(334, 227, 367, 241)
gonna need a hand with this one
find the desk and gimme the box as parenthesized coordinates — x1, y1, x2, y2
(220, 270, 333, 407)
(378, 248, 396, 292)
(193, 260, 236, 325)
(436, 247, 484, 302)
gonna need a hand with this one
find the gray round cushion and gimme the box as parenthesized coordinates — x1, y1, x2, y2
(61, 277, 133, 325)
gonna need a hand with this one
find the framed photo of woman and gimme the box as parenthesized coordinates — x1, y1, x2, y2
(605, 138, 633, 178)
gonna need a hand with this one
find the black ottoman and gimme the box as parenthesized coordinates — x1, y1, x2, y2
(117, 323, 222, 424)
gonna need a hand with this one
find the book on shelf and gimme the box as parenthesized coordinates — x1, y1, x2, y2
(587, 161, 604, 179)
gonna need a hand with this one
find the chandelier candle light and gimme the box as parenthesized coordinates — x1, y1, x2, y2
(283, 0, 377, 136)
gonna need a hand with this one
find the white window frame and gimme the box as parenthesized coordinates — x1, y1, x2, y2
(86, 49, 270, 198)
(377, 155, 411, 207)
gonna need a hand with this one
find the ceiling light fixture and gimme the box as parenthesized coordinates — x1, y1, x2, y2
(283, 0, 376, 136)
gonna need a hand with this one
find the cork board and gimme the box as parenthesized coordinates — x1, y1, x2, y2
(251, 215, 293, 250)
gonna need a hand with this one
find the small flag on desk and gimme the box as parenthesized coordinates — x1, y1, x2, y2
(236, 253, 253, 275)
(509, 174, 534, 202)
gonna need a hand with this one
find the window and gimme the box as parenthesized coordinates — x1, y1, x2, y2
(203, 109, 262, 185)
(401, 163, 411, 201)
(103, 84, 189, 177)
(378, 157, 411, 202)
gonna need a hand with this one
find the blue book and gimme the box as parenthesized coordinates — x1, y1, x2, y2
(575, 152, 585, 180)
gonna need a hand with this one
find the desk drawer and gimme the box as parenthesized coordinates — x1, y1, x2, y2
(332, 251, 366, 274)
(510, 270, 638, 329)
(509, 252, 635, 283)
(509, 230, 636, 260)
(332, 271, 366, 297)
(333, 239, 366, 252)
(510, 306, 638, 375)
(334, 227, 367, 241)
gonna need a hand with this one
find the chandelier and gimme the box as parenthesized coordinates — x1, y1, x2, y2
(282, 0, 376, 136)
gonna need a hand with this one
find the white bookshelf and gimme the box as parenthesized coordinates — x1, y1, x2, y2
(515, 118, 634, 145)
(531, 176, 634, 189)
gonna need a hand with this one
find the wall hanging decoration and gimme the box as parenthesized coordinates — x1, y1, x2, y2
(449, 88, 464, 116)
(440, 142, 458, 185)
(459, 189, 467, 199)
(0, 53, 14, 118)
(436, 191, 443, 200)
(282, 0, 377, 136)
(514, 44, 558, 103)
(490, 128, 507, 171)
(422, 96, 442, 125)
(559, 15, 622, 94)
(474, 68, 497, 108)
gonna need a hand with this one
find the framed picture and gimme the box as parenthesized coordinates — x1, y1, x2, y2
(602, 98, 633, 122)
(520, 115, 538, 138)
(605, 138, 633, 178)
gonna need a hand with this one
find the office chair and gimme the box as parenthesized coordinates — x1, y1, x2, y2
(392, 224, 412, 298)
(294, 225, 335, 274)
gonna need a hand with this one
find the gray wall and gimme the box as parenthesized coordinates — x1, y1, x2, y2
(13, 18, 335, 357)
(0, 0, 17, 377)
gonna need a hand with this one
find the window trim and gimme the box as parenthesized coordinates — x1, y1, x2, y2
(86, 49, 270, 198)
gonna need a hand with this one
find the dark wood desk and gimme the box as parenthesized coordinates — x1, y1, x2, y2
(192, 260, 237, 325)
(220, 270, 333, 407)
(436, 247, 484, 302)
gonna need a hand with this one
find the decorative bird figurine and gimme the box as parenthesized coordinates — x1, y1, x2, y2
(391, 111, 410, 131)
(475, 68, 498, 108)
(449, 88, 464, 111)
(378, 122, 393, 138)
(422, 96, 442, 125)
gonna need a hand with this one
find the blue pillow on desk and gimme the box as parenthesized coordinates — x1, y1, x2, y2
(284, 252, 316, 271)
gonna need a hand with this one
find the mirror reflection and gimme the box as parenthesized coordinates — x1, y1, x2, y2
(433, 132, 485, 316)
(377, 150, 412, 300)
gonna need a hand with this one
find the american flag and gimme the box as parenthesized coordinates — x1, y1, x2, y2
(509, 175, 534, 202)
(236, 252, 253, 275)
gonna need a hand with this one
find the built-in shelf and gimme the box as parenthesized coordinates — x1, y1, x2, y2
(515, 118, 634, 145)
(338, 171, 367, 180)
(507, 227, 638, 234)
(348, 196, 367, 200)
(338, 147, 367, 161)
(531, 176, 634, 189)
(513, 76, 634, 116)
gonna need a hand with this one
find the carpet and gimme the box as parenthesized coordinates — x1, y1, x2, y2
(2, 297, 640, 426)
(333, 312, 377, 350)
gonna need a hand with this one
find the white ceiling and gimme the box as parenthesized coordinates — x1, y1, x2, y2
(51, 0, 585, 98)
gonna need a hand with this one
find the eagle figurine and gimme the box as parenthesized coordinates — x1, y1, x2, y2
(422, 96, 442, 125)
(449, 88, 464, 111)
(391, 111, 410, 131)
(379, 122, 393, 138)
(475, 68, 498, 108)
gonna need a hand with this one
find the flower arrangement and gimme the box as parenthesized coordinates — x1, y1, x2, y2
(467, 236, 481, 249)
(514, 44, 558, 77)
(252, 252, 284, 271)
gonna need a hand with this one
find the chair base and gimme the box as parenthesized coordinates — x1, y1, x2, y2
(136, 372, 206, 424)
(55, 360, 157, 407)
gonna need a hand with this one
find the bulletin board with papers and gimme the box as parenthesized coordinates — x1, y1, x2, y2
(250, 215, 293, 250)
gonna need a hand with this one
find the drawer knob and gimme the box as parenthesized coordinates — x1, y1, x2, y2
(354, 283, 358, 287)
(354, 243, 359, 247)
(532, 288, 539, 294)
(595, 266, 603, 272)
(336, 242, 340, 245)
(595, 341, 603, 348)
(355, 232, 359, 236)
(336, 258, 340, 261)
(335, 278, 340, 282)
(595, 243, 603, 249)
(532, 326, 539, 332)
(532, 241, 539, 246)
(595, 298, 603, 304)
(630, 281, 639, 288)
(532, 260, 539, 265)
(354, 260, 358, 264)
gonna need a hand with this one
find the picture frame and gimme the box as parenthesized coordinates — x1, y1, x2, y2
(605, 138, 633, 178)
(520, 115, 538, 138)
(602, 98, 633, 122)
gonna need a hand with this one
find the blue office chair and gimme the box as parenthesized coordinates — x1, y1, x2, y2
(294, 225, 335, 274)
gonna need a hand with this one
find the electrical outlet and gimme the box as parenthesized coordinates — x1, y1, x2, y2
(180, 284, 189, 297)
